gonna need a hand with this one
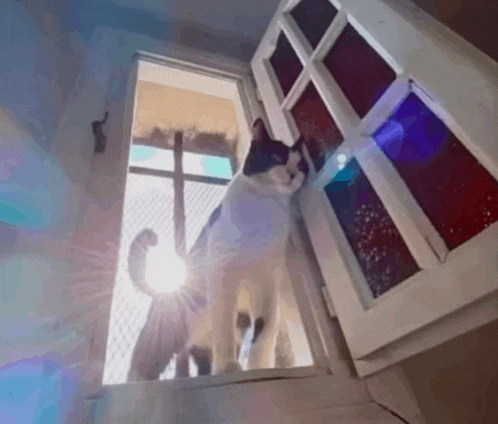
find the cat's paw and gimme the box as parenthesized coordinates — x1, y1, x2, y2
(217, 361, 243, 374)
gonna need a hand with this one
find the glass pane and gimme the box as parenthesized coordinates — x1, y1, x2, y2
(269, 32, 303, 97)
(130, 145, 232, 179)
(324, 158, 420, 298)
(290, 0, 338, 49)
(373, 93, 498, 250)
(291, 82, 344, 171)
(129, 145, 174, 172)
(184, 181, 228, 252)
(183, 152, 232, 179)
(323, 24, 396, 118)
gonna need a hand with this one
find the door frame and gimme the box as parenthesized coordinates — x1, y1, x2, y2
(96, 50, 334, 386)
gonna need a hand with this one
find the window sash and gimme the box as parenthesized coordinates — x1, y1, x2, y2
(251, 0, 498, 376)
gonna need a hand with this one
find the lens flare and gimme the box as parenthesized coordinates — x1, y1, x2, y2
(145, 246, 187, 294)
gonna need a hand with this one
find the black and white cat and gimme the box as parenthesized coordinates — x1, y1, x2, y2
(127, 118, 307, 379)
(205, 118, 307, 373)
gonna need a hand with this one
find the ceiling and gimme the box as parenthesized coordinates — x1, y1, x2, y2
(57, 0, 282, 62)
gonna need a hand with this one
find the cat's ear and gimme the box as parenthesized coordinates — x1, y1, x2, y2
(252, 118, 272, 145)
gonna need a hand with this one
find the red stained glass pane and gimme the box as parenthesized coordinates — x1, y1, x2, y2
(373, 93, 498, 250)
(290, 0, 338, 49)
(291, 82, 344, 171)
(269, 33, 303, 97)
(323, 24, 396, 118)
(325, 159, 420, 298)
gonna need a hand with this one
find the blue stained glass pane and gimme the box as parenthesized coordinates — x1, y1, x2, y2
(373, 93, 498, 250)
(373, 93, 448, 162)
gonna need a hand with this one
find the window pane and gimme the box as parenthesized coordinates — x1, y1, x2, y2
(130, 145, 232, 179)
(324, 158, 420, 298)
(323, 24, 396, 118)
(183, 151, 232, 179)
(129, 145, 174, 172)
(269, 32, 303, 97)
(290, 0, 338, 49)
(291, 82, 344, 171)
(184, 181, 228, 252)
(373, 93, 498, 250)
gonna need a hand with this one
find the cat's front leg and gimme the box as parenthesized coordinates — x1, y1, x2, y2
(208, 270, 242, 374)
(247, 274, 280, 370)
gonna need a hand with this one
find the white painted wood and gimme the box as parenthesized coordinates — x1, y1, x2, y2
(355, 295, 498, 376)
(367, 365, 428, 424)
(280, 14, 312, 65)
(251, 0, 498, 377)
(89, 373, 377, 424)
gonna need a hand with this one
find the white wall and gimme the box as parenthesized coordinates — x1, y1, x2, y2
(0, 6, 257, 419)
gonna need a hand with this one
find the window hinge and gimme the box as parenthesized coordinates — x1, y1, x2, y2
(321, 286, 337, 318)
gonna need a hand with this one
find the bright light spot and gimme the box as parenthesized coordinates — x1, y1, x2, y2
(145, 246, 187, 294)
(130, 146, 157, 162)
(337, 153, 347, 170)
(129, 145, 232, 179)
(185, 152, 232, 179)
(129, 145, 174, 172)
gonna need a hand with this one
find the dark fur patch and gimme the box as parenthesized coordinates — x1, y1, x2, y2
(190, 346, 212, 376)
(253, 317, 265, 343)
(236, 311, 251, 330)
(243, 120, 309, 177)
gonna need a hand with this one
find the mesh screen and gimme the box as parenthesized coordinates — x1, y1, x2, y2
(103, 173, 227, 384)
(184, 181, 228, 252)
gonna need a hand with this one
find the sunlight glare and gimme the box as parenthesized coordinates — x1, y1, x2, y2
(145, 246, 187, 294)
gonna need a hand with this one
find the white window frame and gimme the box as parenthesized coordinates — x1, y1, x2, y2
(103, 51, 333, 387)
(251, 0, 498, 376)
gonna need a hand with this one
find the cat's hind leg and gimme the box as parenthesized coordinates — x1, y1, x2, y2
(208, 269, 243, 375)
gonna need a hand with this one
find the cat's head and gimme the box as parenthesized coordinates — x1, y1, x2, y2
(243, 119, 308, 193)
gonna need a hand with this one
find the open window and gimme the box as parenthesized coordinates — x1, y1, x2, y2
(251, 0, 498, 376)
(102, 56, 321, 385)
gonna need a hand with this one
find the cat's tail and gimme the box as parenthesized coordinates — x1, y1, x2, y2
(128, 228, 209, 306)
(127, 291, 189, 381)
(127, 228, 160, 297)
